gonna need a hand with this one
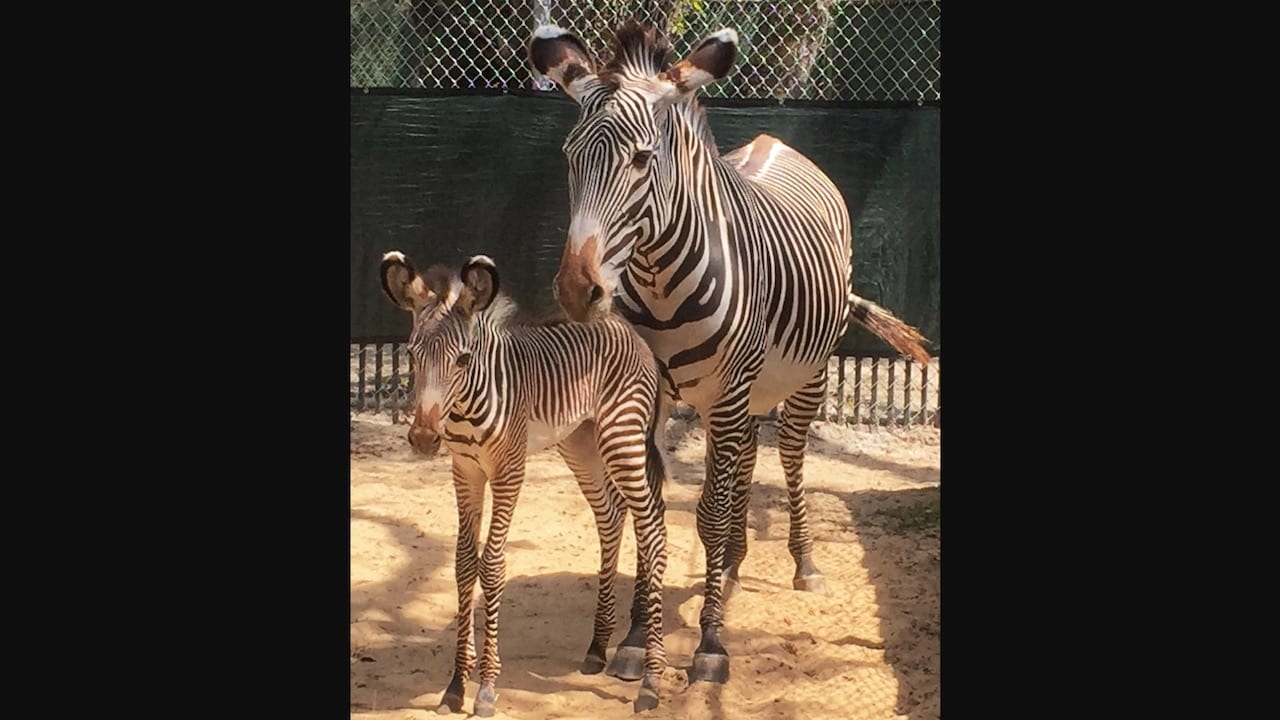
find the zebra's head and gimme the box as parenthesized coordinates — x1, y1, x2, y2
(529, 20, 738, 321)
(380, 250, 501, 456)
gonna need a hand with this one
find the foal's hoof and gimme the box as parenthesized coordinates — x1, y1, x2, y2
(633, 676, 660, 713)
(606, 645, 646, 682)
(473, 686, 498, 718)
(794, 573, 830, 595)
(581, 651, 608, 675)
(689, 652, 730, 684)
(434, 691, 463, 715)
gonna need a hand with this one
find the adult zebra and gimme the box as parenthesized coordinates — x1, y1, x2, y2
(528, 20, 930, 684)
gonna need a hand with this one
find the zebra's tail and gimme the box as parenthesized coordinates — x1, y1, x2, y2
(848, 292, 932, 365)
(644, 374, 671, 503)
(645, 426, 668, 496)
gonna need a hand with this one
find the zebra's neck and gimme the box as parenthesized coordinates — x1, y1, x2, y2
(621, 100, 751, 327)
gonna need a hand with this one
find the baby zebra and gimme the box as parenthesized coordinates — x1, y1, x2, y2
(380, 251, 669, 716)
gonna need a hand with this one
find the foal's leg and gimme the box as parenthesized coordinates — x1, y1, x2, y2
(472, 456, 526, 718)
(608, 408, 669, 683)
(557, 422, 626, 675)
(598, 412, 668, 712)
(437, 460, 484, 715)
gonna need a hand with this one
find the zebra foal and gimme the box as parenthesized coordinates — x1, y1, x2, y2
(380, 250, 669, 715)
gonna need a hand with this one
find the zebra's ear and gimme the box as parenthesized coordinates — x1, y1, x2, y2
(380, 251, 432, 312)
(655, 28, 739, 102)
(459, 255, 500, 316)
(528, 25, 599, 104)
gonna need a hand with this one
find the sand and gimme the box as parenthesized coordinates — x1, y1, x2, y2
(351, 413, 940, 720)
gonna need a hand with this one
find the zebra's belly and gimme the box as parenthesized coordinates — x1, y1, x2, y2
(749, 353, 827, 414)
(526, 414, 589, 455)
(440, 414, 589, 471)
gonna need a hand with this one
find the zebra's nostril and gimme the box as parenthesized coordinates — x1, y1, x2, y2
(589, 284, 604, 304)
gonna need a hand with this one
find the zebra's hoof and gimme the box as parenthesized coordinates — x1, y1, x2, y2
(633, 676, 660, 713)
(606, 645, 646, 681)
(794, 574, 830, 595)
(435, 692, 463, 715)
(473, 686, 498, 718)
(581, 651, 608, 675)
(689, 652, 730, 684)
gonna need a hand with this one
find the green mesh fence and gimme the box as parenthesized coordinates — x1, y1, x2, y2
(351, 0, 940, 103)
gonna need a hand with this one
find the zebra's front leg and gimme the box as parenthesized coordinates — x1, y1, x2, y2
(438, 462, 484, 715)
(556, 423, 625, 676)
(778, 367, 829, 594)
(689, 398, 755, 685)
(472, 463, 525, 718)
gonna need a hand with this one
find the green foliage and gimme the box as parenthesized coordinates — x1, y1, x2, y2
(670, 0, 706, 36)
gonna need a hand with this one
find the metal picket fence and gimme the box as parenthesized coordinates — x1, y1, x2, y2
(351, 338, 940, 427)
(351, 0, 941, 103)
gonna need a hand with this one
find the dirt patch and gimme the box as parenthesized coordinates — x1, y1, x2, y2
(351, 414, 940, 719)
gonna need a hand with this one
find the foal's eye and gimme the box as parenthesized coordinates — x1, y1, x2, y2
(455, 352, 472, 368)
(631, 149, 653, 169)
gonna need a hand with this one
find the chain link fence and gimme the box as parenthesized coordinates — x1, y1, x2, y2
(352, 340, 940, 427)
(351, 0, 940, 103)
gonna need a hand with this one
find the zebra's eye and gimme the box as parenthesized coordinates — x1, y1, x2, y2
(631, 149, 653, 169)
(455, 352, 472, 368)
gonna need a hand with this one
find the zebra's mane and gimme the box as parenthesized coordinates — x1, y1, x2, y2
(440, 273, 567, 331)
(475, 292, 520, 328)
(599, 20, 719, 154)
(600, 19, 675, 86)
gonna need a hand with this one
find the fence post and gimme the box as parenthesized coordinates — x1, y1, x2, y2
(888, 358, 897, 426)
(374, 343, 384, 412)
(920, 362, 929, 425)
(904, 359, 912, 427)
(836, 357, 846, 424)
(853, 357, 863, 425)
(357, 344, 367, 411)
(870, 357, 880, 426)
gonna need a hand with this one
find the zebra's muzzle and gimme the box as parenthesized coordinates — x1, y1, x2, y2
(406, 424, 442, 456)
(407, 404, 444, 456)
(555, 233, 607, 322)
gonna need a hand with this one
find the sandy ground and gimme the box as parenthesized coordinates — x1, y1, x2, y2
(351, 413, 940, 720)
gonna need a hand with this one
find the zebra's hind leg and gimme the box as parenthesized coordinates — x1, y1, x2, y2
(722, 414, 759, 601)
(598, 414, 668, 712)
(438, 461, 484, 715)
(778, 367, 830, 595)
(606, 546, 649, 682)
(557, 423, 625, 676)
(609, 406, 670, 683)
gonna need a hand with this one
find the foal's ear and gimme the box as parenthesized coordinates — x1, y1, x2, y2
(654, 28, 739, 103)
(458, 255, 500, 316)
(380, 251, 432, 312)
(528, 25, 600, 104)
